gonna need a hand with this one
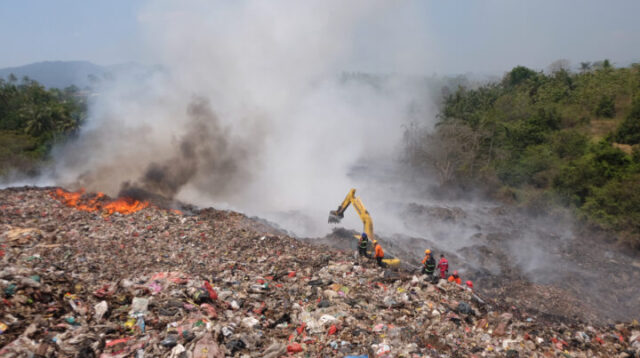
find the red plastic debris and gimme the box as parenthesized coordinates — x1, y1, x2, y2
(296, 323, 306, 335)
(201, 303, 217, 319)
(328, 324, 338, 335)
(203, 281, 218, 300)
(93, 284, 114, 298)
(105, 338, 129, 348)
(288, 271, 296, 278)
(253, 302, 266, 314)
(287, 343, 303, 353)
(375, 282, 388, 291)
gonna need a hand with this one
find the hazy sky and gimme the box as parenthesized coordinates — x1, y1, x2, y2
(1, 0, 639, 74)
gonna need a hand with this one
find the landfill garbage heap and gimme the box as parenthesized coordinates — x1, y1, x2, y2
(0, 187, 639, 357)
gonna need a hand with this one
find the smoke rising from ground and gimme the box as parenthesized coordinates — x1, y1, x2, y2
(51, 0, 438, 232)
(121, 98, 252, 199)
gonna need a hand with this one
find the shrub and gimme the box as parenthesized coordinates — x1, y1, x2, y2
(595, 95, 616, 118)
(615, 98, 640, 144)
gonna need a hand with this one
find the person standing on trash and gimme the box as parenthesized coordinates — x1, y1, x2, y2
(358, 232, 369, 258)
(448, 270, 462, 285)
(421, 249, 436, 276)
(373, 240, 385, 267)
(437, 254, 449, 279)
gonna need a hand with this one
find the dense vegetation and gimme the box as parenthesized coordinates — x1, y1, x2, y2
(0, 75, 86, 176)
(407, 62, 640, 249)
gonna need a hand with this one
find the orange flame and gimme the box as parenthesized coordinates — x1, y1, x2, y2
(50, 188, 149, 215)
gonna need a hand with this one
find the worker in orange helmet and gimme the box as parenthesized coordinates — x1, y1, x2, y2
(373, 240, 385, 268)
(448, 270, 462, 285)
(421, 249, 436, 276)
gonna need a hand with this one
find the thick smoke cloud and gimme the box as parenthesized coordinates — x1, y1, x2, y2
(51, 0, 438, 235)
(123, 98, 252, 199)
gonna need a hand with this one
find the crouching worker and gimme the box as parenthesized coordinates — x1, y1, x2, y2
(465, 280, 474, 290)
(373, 240, 386, 268)
(448, 270, 462, 285)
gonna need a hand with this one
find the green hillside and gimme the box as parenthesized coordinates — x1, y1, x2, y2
(407, 62, 640, 249)
(0, 76, 86, 176)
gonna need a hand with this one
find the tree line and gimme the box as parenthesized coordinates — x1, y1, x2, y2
(0, 75, 86, 176)
(405, 62, 640, 249)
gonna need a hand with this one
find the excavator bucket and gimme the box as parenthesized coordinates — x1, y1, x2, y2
(328, 210, 343, 223)
(383, 257, 401, 268)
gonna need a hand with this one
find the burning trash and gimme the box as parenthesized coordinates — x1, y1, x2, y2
(49, 188, 149, 215)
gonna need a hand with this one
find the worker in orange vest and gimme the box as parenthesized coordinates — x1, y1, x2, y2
(448, 270, 462, 285)
(373, 240, 385, 268)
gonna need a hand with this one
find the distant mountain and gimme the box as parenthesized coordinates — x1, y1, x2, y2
(0, 61, 156, 89)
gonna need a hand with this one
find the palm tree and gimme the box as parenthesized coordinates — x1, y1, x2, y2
(580, 62, 591, 73)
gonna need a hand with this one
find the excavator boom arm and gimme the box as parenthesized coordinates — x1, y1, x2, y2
(352, 196, 374, 241)
(334, 188, 356, 217)
(328, 188, 375, 241)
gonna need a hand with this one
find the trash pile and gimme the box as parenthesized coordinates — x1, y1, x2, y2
(1, 187, 639, 357)
(392, 201, 640, 324)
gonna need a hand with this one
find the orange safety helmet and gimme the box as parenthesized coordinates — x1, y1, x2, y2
(424, 249, 431, 254)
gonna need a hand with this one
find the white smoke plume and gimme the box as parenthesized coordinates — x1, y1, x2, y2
(51, 0, 439, 236)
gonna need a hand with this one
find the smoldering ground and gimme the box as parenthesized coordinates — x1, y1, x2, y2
(121, 98, 253, 200)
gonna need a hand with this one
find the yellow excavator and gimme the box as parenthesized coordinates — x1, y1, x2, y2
(328, 188, 400, 267)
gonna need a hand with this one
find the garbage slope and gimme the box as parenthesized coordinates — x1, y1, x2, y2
(0, 187, 638, 357)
